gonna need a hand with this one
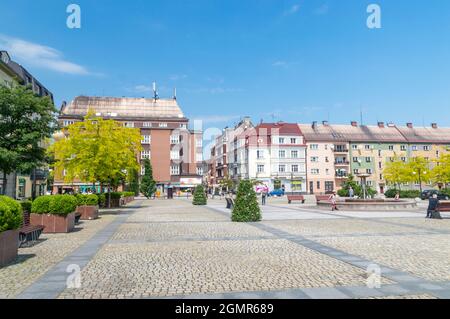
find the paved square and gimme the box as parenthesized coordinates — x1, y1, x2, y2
(2, 198, 450, 299)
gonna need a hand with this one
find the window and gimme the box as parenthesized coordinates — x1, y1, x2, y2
(141, 166, 146, 176)
(367, 181, 373, 187)
(170, 165, 180, 175)
(317, 181, 321, 190)
(379, 162, 382, 169)
(389, 145, 394, 151)
(279, 138, 285, 144)
(257, 150, 264, 159)
(143, 122, 152, 128)
(180, 124, 188, 129)
(141, 135, 151, 144)
(171, 150, 180, 160)
(365, 145, 371, 150)
(170, 135, 180, 144)
(159, 122, 168, 128)
(325, 157, 329, 162)
(367, 169, 373, 174)
(310, 144, 319, 150)
(197, 167, 203, 175)
(257, 165, 265, 173)
(290, 138, 297, 144)
(401, 157, 407, 162)
(365, 157, 372, 163)
(279, 150, 286, 158)
(311, 157, 319, 162)
(326, 169, 330, 175)
(292, 165, 299, 173)
(63, 120, 74, 127)
(352, 145, 358, 150)
(124, 122, 135, 128)
(412, 145, 418, 151)
(279, 165, 286, 173)
(311, 169, 320, 175)
(401, 145, 407, 151)
(424, 145, 431, 151)
(353, 157, 359, 163)
(291, 150, 299, 158)
(353, 169, 359, 174)
(141, 150, 151, 159)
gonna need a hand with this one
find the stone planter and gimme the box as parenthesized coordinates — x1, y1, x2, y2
(0, 230, 19, 267)
(77, 205, 99, 220)
(30, 213, 75, 233)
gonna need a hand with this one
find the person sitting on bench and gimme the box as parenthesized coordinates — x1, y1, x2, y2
(427, 193, 439, 219)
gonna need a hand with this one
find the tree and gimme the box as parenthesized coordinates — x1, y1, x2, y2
(383, 157, 410, 190)
(51, 111, 142, 207)
(127, 167, 140, 196)
(0, 85, 57, 197)
(192, 185, 207, 205)
(406, 157, 430, 188)
(431, 154, 450, 188)
(219, 176, 234, 192)
(232, 179, 261, 222)
(140, 158, 156, 198)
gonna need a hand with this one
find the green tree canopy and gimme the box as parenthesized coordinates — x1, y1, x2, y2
(431, 154, 450, 187)
(140, 158, 156, 198)
(51, 111, 142, 198)
(0, 85, 57, 196)
(232, 179, 261, 222)
(383, 156, 410, 189)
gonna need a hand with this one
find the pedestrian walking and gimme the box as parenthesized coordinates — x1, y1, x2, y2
(427, 193, 439, 218)
(394, 192, 400, 201)
(261, 190, 267, 206)
(329, 192, 339, 211)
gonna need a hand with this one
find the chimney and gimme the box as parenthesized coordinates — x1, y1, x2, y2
(312, 121, 318, 129)
(407, 123, 413, 129)
(351, 121, 358, 127)
(322, 121, 329, 126)
(378, 122, 385, 128)
(431, 123, 438, 129)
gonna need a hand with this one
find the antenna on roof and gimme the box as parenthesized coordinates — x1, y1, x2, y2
(173, 87, 177, 100)
(152, 81, 159, 100)
(360, 105, 364, 126)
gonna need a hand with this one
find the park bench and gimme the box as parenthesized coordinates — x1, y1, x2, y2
(75, 212, 82, 224)
(287, 195, 305, 204)
(433, 200, 450, 219)
(316, 195, 331, 203)
(18, 211, 45, 248)
(225, 198, 235, 210)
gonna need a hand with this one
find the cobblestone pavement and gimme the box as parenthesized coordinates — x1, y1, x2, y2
(3, 198, 450, 299)
(0, 214, 116, 298)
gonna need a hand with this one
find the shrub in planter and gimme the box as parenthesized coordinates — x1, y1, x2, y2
(30, 195, 77, 233)
(192, 185, 207, 206)
(232, 180, 261, 222)
(76, 194, 99, 220)
(0, 196, 23, 267)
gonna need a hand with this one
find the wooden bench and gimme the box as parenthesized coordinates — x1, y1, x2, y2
(287, 195, 305, 204)
(19, 211, 45, 248)
(225, 198, 235, 210)
(433, 200, 450, 219)
(19, 225, 45, 247)
(316, 195, 331, 202)
(75, 212, 82, 224)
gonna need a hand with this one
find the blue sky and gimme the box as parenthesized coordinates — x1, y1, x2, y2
(1, 0, 450, 133)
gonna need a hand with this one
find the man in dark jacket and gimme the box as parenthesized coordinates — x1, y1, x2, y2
(427, 194, 439, 218)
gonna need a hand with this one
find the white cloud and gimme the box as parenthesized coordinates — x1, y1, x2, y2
(0, 34, 94, 75)
(284, 4, 300, 16)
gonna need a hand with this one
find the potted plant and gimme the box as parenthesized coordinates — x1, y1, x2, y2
(30, 195, 77, 233)
(0, 196, 23, 267)
(76, 194, 99, 220)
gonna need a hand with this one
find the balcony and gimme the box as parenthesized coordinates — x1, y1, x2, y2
(334, 161, 350, 166)
(333, 148, 349, 153)
(335, 173, 348, 179)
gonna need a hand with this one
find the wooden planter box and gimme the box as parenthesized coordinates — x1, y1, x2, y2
(30, 213, 75, 233)
(0, 230, 19, 267)
(76, 205, 99, 220)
